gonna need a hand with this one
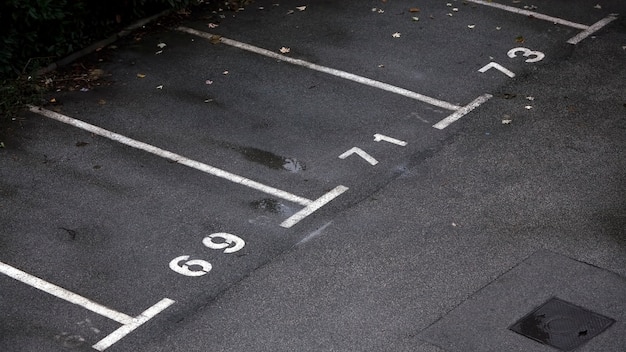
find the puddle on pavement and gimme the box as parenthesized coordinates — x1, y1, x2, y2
(212, 140, 305, 173)
(250, 198, 286, 214)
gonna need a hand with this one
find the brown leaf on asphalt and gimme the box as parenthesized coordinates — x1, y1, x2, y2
(210, 35, 222, 44)
(515, 36, 525, 43)
(98, 99, 106, 105)
(137, 73, 146, 78)
(409, 7, 420, 12)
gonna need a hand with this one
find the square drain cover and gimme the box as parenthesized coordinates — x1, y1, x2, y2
(509, 297, 615, 351)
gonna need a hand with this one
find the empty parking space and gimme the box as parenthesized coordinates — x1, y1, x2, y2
(1, 0, 622, 350)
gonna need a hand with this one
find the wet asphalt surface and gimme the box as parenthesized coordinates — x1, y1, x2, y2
(1, 0, 626, 351)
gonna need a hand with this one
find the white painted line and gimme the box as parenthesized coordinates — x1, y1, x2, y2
(0, 261, 133, 325)
(1, 261, 175, 351)
(433, 93, 493, 130)
(280, 186, 349, 228)
(176, 26, 462, 112)
(339, 147, 379, 165)
(30, 106, 346, 228)
(92, 298, 175, 351)
(374, 133, 407, 146)
(466, 0, 589, 30)
(28, 106, 312, 207)
(479, 62, 516, 78)
(567, 14, 619, 44)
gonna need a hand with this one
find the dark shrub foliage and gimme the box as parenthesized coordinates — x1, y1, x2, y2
(0, 0, 195, 79)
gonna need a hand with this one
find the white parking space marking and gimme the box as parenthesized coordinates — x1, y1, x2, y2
(28, 106, 346, 228)
(0, 261, 174, 351)
(280, 186, 349, 229)
(567, 14, 619, 45)
(467, 0, 588, 29)
(176, 27, 493, 129)
(176, 26, 461, 112)
(0, 261, 134, 325)
(467, 0, 618, 44)
(433, 94, 493, 130)
(91, 298, 174, 351)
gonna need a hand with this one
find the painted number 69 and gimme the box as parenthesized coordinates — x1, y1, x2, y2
(169, 232, 246, 277)
(202, 232, 245, 253)
(169, 256, 212, 277)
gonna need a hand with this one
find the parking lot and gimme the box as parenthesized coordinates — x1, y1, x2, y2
(1, 1, 625, 351)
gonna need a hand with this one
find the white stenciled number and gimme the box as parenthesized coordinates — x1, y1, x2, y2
(169, 232, 246, 277)
(169, 255, 212, 277)
(478, 62, 516, 78)
(202, 232, 245, 254)
(507, 47, 545, 63)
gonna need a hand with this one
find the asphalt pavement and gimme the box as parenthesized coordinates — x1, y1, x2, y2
(1, 0, 625, 351)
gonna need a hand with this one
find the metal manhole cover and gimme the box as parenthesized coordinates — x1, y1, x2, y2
(509, 297, 615, 351)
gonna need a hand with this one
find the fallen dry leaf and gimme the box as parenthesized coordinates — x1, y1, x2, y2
(392, 32, 401, 38)
(296, 5, 306, 11)
(279, 47, 291, 53)
(137, 73, 146, 78)
(205, 80, 213, 85)
(156, 85, 163, 89)
(515, 36, 525, 43)
(409, 7, 420, 12)
(210, 35, 222, 44)
(208, 23, 219, 28)
(502, 119, 512, 124)
(525, 105, 533, 110)
(468, 24, 475, 29)
(157, 42, 166, 48)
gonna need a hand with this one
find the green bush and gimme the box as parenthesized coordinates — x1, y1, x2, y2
(0, 0, 197, 79)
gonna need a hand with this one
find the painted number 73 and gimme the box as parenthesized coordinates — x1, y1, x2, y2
(479, 47, 545, 78)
